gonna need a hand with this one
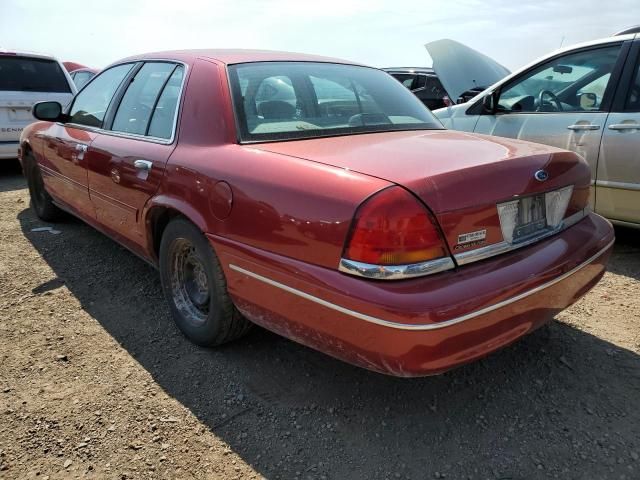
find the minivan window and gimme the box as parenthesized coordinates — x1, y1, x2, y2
(112, 62, 176, 136)
(229, 62, 442, 142)
(0, 56, 71, 93)
(69, 63, 134, 128)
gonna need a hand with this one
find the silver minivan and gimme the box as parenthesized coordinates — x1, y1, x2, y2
(434, 31, 640, 228)
(0, 51, 76, 160)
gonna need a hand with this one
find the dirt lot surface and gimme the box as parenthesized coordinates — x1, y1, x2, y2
(0, 161, 639, 480)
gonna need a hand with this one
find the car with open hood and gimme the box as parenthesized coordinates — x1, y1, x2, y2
(0, 50, 76, 160)
(385, 39, 510, 110)
(19, 49, 613, 376)
(434, 29, 640, 228)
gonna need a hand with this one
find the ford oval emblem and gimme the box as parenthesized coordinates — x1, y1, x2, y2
(534, 170, 549, 182)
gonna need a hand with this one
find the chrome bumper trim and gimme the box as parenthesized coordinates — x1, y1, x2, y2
(454, 208, 589, 266)
(228, 237, 613, 331)
(338, 257, 455, 280)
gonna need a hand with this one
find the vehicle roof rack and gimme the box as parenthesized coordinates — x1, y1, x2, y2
(614, 25, 640, 36)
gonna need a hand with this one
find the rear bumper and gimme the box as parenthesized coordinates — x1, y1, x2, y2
(0, 141, 19, 159)
(211, 213, 614, 376)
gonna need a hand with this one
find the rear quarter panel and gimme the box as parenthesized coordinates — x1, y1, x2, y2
(146, 57, 392, 269)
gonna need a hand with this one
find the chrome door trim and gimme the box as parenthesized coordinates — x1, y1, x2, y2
(228, 238, 613, 331)
(596, 180, 640, 191)
(454, 208, 588, 266)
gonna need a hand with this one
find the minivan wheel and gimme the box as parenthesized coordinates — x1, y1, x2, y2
(24, 153, 62, 222)
(159, 217, 252, 346)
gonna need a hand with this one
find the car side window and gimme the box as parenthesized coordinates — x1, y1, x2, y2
(391, 74, 418, 90)
(497, 45, 622, 113)
(74, 72, 93, 89)
(624, 58, 640, 111)
(413, 75, 427, 90)
(111, 62, 177, 136)
(69, 64, 134, 128)
(147, 65, 184, 139)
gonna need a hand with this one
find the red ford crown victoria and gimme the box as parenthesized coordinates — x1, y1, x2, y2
(19, 50, 614, 376)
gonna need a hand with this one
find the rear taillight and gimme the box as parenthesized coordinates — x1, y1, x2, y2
(343, 187, 449, 266)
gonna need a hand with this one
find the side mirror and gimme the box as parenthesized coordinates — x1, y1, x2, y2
(481, 91, 497, 114)
(32, 101, 66, 122)
(577, 92, 598, 109)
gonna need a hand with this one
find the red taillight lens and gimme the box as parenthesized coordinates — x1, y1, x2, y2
(344, 187, 448, 265)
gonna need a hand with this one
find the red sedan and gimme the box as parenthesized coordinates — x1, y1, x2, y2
(19, 50, 614, 376)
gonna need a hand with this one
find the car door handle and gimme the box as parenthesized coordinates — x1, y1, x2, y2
(608, 123, 640, 131)
(133, 159, 152, 171)
(74, 143, 88, 161)
(567, 124, 600, 131)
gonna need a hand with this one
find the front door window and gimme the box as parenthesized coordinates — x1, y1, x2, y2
(497, 45, 622, 113)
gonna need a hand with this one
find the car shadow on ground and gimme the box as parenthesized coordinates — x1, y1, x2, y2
(17, 208, 640, 479)
(0, 161, 25, 193)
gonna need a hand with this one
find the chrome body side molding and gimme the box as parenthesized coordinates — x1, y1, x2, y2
(228, 237, 613, 331)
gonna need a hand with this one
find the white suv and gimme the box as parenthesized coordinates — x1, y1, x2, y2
(0, 50, 76, 160)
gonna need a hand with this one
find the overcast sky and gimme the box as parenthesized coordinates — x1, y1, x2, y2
(2, 0, 639, 71)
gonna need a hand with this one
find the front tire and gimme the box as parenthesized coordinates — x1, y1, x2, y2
(24, 152, 62, 222)
(159, 217, 252, 346)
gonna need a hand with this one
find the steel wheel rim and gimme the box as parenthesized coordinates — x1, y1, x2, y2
(169, 238, 210, 326)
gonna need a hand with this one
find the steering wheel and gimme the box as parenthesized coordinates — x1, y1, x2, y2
(537, 90, 563, 112)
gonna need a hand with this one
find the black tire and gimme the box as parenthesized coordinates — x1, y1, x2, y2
(159, 217, 252, 346)
(24, 152, 62, 222)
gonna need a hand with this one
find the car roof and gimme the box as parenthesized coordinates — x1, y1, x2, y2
(112, 49, 366, 68)
(0, 49, 58, 61)
(69, 67, 98, 74)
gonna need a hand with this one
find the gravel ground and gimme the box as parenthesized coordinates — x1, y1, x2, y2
(0, 160, 639, 480)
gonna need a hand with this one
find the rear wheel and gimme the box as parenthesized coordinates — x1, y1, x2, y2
(159, 217, 252, 346)
(24, 152, 62, 222)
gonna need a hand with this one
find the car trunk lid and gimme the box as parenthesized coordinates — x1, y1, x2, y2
(250, 130, 591, 257)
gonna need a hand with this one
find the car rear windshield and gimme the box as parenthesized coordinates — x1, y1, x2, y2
(0, 56, 71, 93)
(228, 62, 443, 142)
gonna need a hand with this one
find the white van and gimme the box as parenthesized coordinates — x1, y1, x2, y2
(0, 50, 76, 160)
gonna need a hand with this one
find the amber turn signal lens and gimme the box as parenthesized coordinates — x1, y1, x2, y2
(344, 186, 448, 265)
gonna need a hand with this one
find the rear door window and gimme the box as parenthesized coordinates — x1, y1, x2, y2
(147, 66, 184, 139)
(0, 56, 71, 93)
(111, 62, 177, 136)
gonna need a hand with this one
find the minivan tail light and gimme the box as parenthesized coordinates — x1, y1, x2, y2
(341, 187, 453, 279)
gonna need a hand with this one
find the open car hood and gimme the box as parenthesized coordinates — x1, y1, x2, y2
(425, 39, 510, 101)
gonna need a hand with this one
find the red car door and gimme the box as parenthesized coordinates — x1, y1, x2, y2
(39, 124, 95, 219)
(86, 62, 185, 248)
(41, 63, 137, 221)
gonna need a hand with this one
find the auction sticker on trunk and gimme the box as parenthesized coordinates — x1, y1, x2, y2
(457, 229, 487, 245)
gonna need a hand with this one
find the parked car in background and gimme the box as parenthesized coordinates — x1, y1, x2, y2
(69, 67, 98, 89)
(385, 39, 510, 109)
(0, 50, 76, 160)
(434, 30, 640, 228)
(20, 49, 613, 376)
(383, 67, 451, 110)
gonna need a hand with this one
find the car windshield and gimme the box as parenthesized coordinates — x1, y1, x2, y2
(0, 56, 71, 93)
(228, 62, 442, 142)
